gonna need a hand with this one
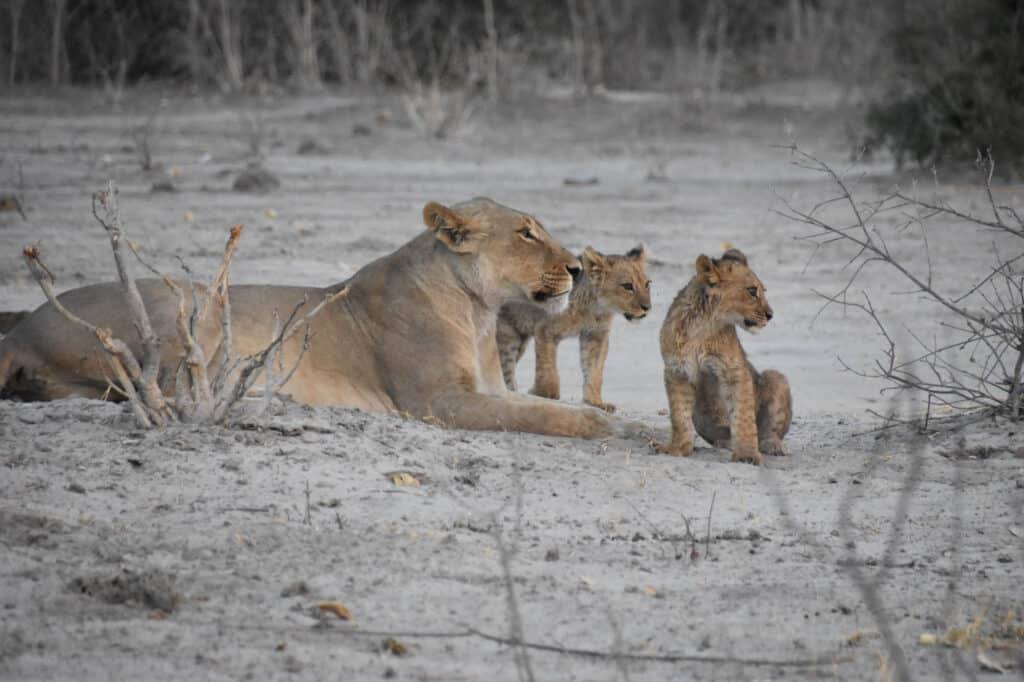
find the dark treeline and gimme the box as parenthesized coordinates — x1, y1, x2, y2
(2, 0, 1022, 169)
(1, 0, 886, 91)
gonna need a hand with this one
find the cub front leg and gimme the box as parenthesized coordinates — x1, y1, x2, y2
(580, 328, 614, 412)
(495, 317, 526, 392)
(655, 368, 696, 456)
(721, 365, 763, 465)
(530, 313, 577, 401)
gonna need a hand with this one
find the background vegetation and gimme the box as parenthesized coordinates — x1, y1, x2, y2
(1, 0, 1021, 169)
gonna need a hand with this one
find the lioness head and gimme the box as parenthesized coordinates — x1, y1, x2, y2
(581, 245, 652, 321)
(423, 197, 581, 304)
(695, 248, 773, 333)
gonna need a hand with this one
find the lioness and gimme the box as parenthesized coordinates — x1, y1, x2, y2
(0, 198, 618, 439)
(496, 245, 651, 412)
(656, 249, 791, 464)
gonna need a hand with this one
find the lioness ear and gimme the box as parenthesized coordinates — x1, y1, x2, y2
(423, 201, 477, 253)
(719, 248, 747, 266)
(581, 246, 607, 276)
(695, 254, 719, 286)
(625, 244, 646, 262)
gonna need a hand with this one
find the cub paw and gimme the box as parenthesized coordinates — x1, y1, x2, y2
(585, 399, 616, 413)
(731, 448, 764, 466)
(654, 441, 693, 457)
(759, 438, 786, 457)
(530, 384, 560, 401)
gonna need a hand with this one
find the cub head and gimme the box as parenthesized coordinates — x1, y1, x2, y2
(423, 197, 581, 304)
(581, 245, 652, 321)
(695, 248, 773, 333)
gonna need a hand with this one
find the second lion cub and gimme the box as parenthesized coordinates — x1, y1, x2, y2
(497, 245, 651, 412)
(657, 249, 791, 464)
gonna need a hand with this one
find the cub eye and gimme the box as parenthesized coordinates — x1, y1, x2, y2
(747, 286, 759, 298)
(519, 228, 537, 242)
(621, 283, 634, 292)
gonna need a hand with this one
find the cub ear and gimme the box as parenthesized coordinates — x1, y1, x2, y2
(423, 201, 477, 253)
(581, 246, 607, 276)
(625, 244, 646, 261)
(719, 248, 748, 266)
(695, 254, 720, 286)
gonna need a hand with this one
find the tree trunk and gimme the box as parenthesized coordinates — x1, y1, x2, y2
(323, 0, 351, 84)
(217, 0, 244, 91)
(50, 0, 67, 85)
(566, 0, 585, 96)
(187, 0, 201, 84)
(8, 0, 25, 86)
(482, 0, 498, 103)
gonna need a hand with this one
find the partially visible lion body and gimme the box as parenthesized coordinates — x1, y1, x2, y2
(496, 245, 651, 412)
(657, 249, 792, 464)
(0, 198, 617, 439)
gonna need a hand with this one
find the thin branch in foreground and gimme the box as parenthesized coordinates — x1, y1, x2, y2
(22, 245, 170, 428)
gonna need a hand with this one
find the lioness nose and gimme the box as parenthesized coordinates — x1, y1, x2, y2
(765, 308, 773, 321)
(640, 302, 651, 311)
(567, 263, 582, 281)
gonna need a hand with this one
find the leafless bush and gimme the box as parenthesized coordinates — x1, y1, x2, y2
(130, 115, 158, 171)
(778, 145, 1024, 421)
(21, 181, 345, 428)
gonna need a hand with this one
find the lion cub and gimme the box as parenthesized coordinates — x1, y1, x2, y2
(657, 249, 791, 464)
(496, 245, 651, 412)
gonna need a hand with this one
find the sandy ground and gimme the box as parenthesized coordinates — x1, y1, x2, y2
(0, 83, 1022, 680)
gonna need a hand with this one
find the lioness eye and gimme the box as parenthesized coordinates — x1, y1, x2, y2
(747, 286, 758, 297)
(645, 280, 652, 289)
(622, 283, 634, 292)
(519, 229, 537, 241)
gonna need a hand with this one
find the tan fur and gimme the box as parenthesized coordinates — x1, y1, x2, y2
(656, 249, 792, 464)
(0, 198, 622, 439)
(496, 246, 651, 412)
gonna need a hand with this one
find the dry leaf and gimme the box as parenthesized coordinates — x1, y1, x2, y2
(264, 208, 278, 218)
(389, 472, 420, 486)
(168, 165, 183, 178)
(317, 602, 353, 620)
(383, 638, 408, 656)
(183, 210, 194, 222)
(642, 586, 657, 597)
(976, 651, 1005, 674)
(945, 615, 984, 648)
(918, 633, 937, 645)
(719, 241, 733, 251)
(847, 631, 863, 645)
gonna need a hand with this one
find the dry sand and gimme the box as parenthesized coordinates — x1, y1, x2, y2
(0, 84, 1022, 680)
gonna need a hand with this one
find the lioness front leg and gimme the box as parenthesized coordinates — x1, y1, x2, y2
(428, 388, 613, 439)
(580, 328, 614, 412)
(530, 314, 576, 400)
(756, 369, 792, 456)
(655, 368, 696, 456)
(722, 366, 762, 465)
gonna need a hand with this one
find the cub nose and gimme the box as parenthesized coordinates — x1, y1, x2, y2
(640, 302, 651, 311)
(765, 308, 773, 321)
(566, 263, 582, 281)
